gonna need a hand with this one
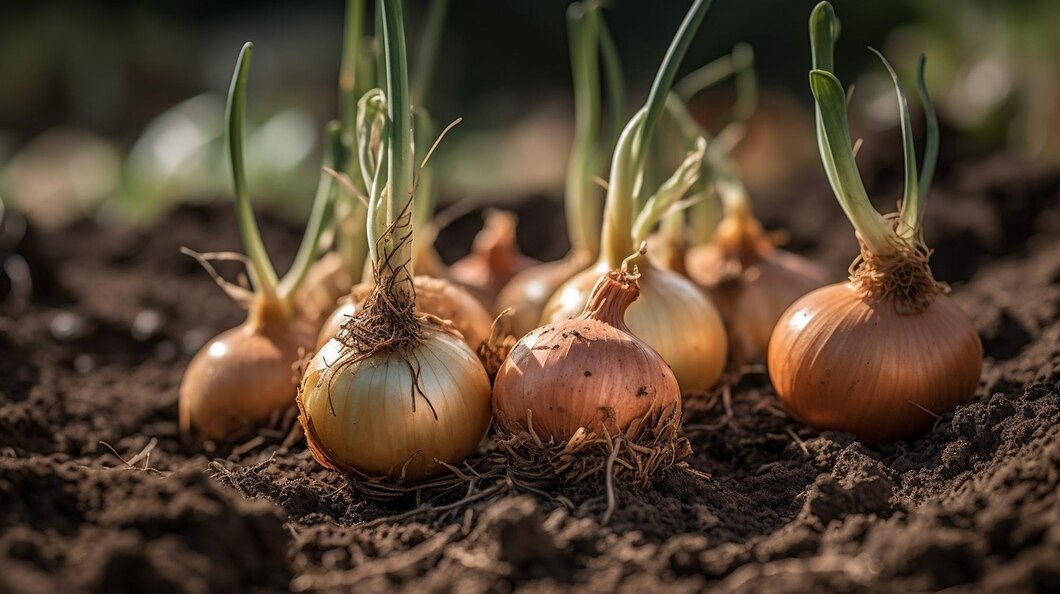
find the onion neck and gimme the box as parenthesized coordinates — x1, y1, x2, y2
(849, 237, 945, 315)
(246, 293, 294, 335)
(712, 208, 773, 267)
(580, 270, 641, 331)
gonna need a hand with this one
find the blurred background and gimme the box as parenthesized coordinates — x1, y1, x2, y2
(1, 0, 1058, 230)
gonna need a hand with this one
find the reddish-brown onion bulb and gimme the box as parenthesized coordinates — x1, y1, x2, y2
(687, 212, 829, 363)
(768, 283, 982, 443)
(493, 270, 682, 442)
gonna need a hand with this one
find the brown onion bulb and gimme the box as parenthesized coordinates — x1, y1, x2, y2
(493, 270, 681, 441)
(687, 212, 829, 363)
(768, 282, 982, 443)
(542, 259, 727, 393)
(179, 298, 316, 441)
(316, 275, 492, 352)
(300, 324, 492, 480)
(450, 210, 537, 306)
(494, 252, 590, 339)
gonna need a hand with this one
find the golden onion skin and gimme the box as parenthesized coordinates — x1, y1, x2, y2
(768, 283, 983, 443)
(315, 276, 493, 352)
(493, 273, 682, 441)
(542, 260, 727, 393)
(688, 244, 829, 363)
(494, 254, 588, 340)
(299, 327, 493, 480)
(179, 300, 316, 441)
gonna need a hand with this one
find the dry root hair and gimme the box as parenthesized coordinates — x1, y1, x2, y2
(849, 214, 948, 315)
(493, 403, 693, 490)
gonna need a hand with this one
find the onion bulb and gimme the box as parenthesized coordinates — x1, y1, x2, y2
(179, 42, 340, 441)
(687, 207, 829, 363)
(299, 0, 492, 481)
(299, 324, 492, 480)
(772, 1, 983, 442)
(543, 258, 726, 393)
(769, 282, 981, 442)
(450, 210, 537, 306)
(316, 275, 493, 352)
(494, 269, 681, 441)
(180, 298, 316, 440)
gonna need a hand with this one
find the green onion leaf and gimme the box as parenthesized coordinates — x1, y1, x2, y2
(870, 47, 920, 242)
(809, 69, 895, 256)
(224, 42, 280, 299)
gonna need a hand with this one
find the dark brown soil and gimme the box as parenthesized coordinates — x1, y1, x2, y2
(2, 142, 1058, 593)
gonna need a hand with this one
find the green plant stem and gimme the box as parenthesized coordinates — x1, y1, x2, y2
(412, 107, 436, 235)
(412, 0, 449, 108)
(809, 2, 895, 257)
(566, 2, 603, 256)
(379, 0, 414, 293)
(871, 48, 919, 242)
(225, 42, 281, 301)
(278, 122, 345, 300)
(809, 70, 895, 256)
(599, 0, 711, 267)
(601, 110, 646, 266)
(631, 0, 711, 183)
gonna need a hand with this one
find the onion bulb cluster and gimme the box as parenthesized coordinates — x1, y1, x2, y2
(768, 1, 982, 443)
(494, 269, 681, 441)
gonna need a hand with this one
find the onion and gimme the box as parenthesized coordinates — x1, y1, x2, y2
(316, 275, 492, 352)
(541, 0, 725, 393)
(769, 282, 981, 442)
(687, 207, 829, 363)
(544, 259, 726, 393)
(493, 3, 623, 339)
(179, 43, 341, 441)
(450, 210, 537, 307)
(494, 269, 681, 441)
(300, 325, 492, 480)
(299, 0, 492, 480)
(769, 1, 983, 442)
(180, 299, 315, 440)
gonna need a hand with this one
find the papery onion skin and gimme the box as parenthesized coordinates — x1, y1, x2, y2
(299, 326, 492, 480)
(494, 253, 589, 340)
(691, 245, 831, 362)
(767, 283, 982, 443)
(316, 276, 492, 351)
(687, 215, 830, 363)
(179, 299, 316, 441)
(542, 260, 727, 393)
(493, 272, 682, 442)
